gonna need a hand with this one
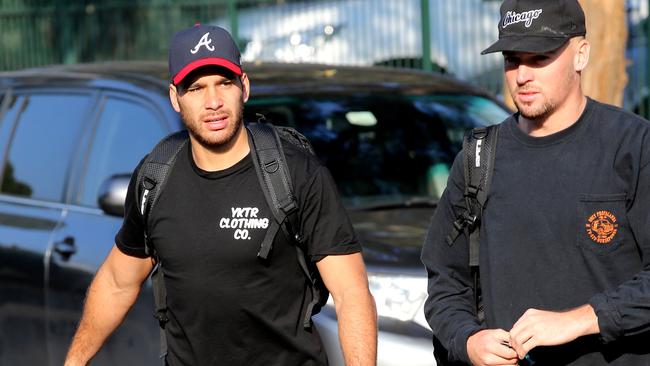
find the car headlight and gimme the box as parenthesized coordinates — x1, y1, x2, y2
(367, 273, 430, 330)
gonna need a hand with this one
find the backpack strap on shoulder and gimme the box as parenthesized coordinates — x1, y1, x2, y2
(247, 122, 325, 328)
(464, 125, 499, 268)
(445, 124, 499, 249)
(246, 123, 302, 259)
(136, 130, 190, 252)
(135, 130, 188, 361)
(445, 124, 499, 322)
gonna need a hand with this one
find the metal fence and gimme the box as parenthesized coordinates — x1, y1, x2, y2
(215, 0, 504, 91)
(1, 0, 648, 117)
(0, 0, 238, 69)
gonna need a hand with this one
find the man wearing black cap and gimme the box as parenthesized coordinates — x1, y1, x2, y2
(65, 25, 377, 366)
(421, 0, 650, 365)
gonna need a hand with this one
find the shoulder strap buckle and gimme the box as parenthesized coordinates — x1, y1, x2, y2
(153, 310, 169, 327)
(466, 184, 479, 198)
(472, 127, 488, 139)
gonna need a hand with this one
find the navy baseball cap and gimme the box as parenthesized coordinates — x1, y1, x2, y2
(481, 0, 586, 55)
(169, 24, 242, 85)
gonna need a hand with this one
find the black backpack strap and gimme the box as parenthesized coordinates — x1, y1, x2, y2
(135, 130, 188, 361)
(247, 122, 325, 328)
(464, 125, 499, 268)
(445, 124, 499, 248)
(136, 130, 190, 248)
(444, 124, 499, 321)
(150, 264, 169, 362)
(246, 123, 301, 258)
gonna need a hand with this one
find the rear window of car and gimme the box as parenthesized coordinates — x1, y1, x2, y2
(245, 94, 509, 202)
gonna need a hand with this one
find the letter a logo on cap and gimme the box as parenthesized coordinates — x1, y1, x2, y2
(190, 32, 215, 54)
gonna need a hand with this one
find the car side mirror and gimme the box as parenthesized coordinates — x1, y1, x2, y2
(97, 174, 131, 217)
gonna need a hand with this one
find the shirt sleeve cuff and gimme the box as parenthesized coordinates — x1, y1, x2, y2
(589, 293, 623, 343)
(115, 239, 149, 258)
(452, 323, 485, 363)
(311, 241, 361, 262)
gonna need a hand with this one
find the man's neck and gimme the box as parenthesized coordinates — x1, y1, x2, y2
(518, 94, 588, 137)
(190, 127, 250, 171)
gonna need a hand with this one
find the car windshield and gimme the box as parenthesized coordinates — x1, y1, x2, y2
(245, 93, 509, 205)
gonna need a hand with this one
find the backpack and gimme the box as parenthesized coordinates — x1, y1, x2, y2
(134, 122, 329, 360)
(436, 124, 499, 365)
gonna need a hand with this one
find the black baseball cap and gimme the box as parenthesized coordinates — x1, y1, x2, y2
(481, 0, 586, 55)
(168, 24, 242, 85)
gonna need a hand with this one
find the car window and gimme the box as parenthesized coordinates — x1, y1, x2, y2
(1, 93, 91, 202)
(245, 94, 509, 202)
(78, 96, 167, 207)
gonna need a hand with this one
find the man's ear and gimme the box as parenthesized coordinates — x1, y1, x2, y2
(169, 83, 181, 112)
(574, 38, 590, 72)
(240, 73, 250, 103)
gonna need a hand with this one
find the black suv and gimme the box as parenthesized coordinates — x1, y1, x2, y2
(0, 62, 509, 365)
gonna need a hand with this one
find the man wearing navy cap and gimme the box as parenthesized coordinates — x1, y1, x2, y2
(65, 25, 377, 366)
(422, 0, 650, 365)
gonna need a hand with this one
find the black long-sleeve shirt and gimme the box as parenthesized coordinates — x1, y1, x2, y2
(421, 98, 650, 365)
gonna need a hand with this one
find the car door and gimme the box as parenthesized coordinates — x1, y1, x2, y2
(0, 88, 95, 365)
(46, 91, 173, 365)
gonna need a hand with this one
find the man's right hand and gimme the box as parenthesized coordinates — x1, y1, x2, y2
(467, 329, 519, 366)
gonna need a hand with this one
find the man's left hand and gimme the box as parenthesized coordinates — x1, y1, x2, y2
(508, 305, 600, 360)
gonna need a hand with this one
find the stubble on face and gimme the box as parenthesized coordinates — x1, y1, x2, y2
(180, 98, 244, 150)
(513, 66, 575, 123)
(513, 89, 555, 122)
(506, 40, 578, 124)
(175, 71, 247, 151)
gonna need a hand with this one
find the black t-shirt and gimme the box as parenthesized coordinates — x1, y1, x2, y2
(116, 138, 361, 366)
(422, 98, 650, 365)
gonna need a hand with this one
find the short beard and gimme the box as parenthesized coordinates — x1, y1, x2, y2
(513, 63, 576, 123)
(181, 102, 245, 150)
(515, 99, 556, 122)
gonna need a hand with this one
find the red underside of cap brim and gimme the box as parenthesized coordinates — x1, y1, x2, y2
(173, 58, 242, 84)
